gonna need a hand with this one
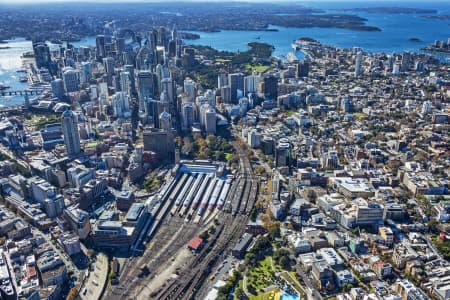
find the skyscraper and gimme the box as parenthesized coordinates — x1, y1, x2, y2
(112, 92, 131, 118)
(124, 65, 136, 95)
(204, 89, 216, 108)
(61, 110, 81, 156)
(115, 37, 126, 55)
(228, 73, 244, 103)
(81, 62, 92, 84)
(155, 64, 169, 94)
(137, 71, 155, 113)
(120, 71, 132, 97)
(244, 74, 260, 95)
(341, 96, 352, 112)
(296, 61, 309, 78)
(33, 42, 51, 70)
(168, 25, 178, 57)
(96, 35, 106, 60)
(103, 57, 115, 75)
(159, 111, 172, 132)
(205, 108, 217, 134)
(263, 75, 278, 100)
(401, 51, 412, 71)
(217, 74, 228, 89)
(171, 25, 177, 42)
(422, 101, 432, 115)
(220, 86, 231, 103)
(136, 46, 152, 70)
(159, 27, 168, 49)
(321, 149, 339, 170)
(161, 77, 175, 114)
(275, 141, 291, 167)
(184, 78, 196, 102)
(62, 68, 79, 93)
(51, 79, 65, 100)
(143, 128, 172, 160)
(182, 103, 194, 130)
(355, 51, 363, 77)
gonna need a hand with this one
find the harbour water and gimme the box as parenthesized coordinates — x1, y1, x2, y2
(0, 39, 33, 106)
(0, 1, 449, 106)
(185, 1, 450, 58)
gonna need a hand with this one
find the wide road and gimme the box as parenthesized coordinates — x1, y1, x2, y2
(80, 253, 108, 300)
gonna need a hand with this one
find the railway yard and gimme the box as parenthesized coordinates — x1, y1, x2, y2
(106, 141, 258, 300)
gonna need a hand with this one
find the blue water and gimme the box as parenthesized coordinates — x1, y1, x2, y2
(0, 38, 32, 106)
(0, 1, 449, 106)
(185, 2, 450, 57)
(281, 293, 299, 300)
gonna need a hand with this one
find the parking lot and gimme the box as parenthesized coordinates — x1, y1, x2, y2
(80, 253, 108, 300)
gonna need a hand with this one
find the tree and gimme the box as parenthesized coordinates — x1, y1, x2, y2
(264, 221, 281, 239)
(428, 219, 439, 233)
(199, 231, 209, 240)
(279, 256, 291, 271)
(342, 283, 353, 292)
(249, 236, 272, 260)
(274, 248, 291, 270)
(254, 166, 266, 176)
(235, 286, 245, 299)
(250, 208, 258, 222)
(245, 252, 256, 266)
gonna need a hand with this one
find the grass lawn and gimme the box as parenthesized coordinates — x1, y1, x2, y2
(85, 142, 98, 148)
(234, 279, 245, 300)
(245, 64, 272, 73)
(284, 110, 297, 117)
(216, 58, 232, 63)
(247, 257, 276, 294)
(225, 152, 233, 161)
(353, 112, 368, 119)
(432, 236, 450, 259)
(249, 287, 280, 300)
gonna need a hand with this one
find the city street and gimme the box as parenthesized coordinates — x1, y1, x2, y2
(80, 252, 108, 300)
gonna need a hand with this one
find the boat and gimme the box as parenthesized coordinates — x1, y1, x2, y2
(16, 69, 27, 73)
(0, 84, 10, 91)
(19, 76, 28, 83)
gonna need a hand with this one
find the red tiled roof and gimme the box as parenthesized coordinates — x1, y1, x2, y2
(187, 236, 203, 250)
(27, 266, 37, 279)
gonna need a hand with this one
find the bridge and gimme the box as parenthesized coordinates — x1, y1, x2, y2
(0, 89, 43, 97)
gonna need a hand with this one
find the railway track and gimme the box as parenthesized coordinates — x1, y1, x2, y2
(231, 178, 246, 215)
(222, 176, 239, 213)
(111, 214, 201, 298)
(116, 141, 258, 299)
(239, 179, 252, 214)
(246, 179, 259, 215)
(154, 214, 248, 300)
(154, 141, 258, 300)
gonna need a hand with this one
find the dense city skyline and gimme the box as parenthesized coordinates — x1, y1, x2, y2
(0, 1, 448, 300)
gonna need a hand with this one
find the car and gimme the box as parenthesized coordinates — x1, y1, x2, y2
(92, 280, 98, 286)
(82, 288, 87, 295)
